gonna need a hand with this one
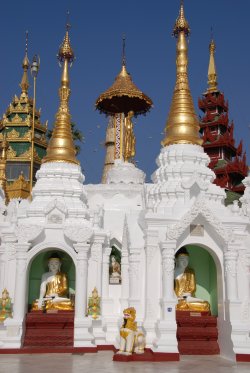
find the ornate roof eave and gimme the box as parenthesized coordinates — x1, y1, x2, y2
(95, 65, 153, 116)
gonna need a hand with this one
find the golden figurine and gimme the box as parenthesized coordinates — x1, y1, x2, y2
(87, 287, 100, 319)
(32, 253, 73, 311)
(0, 289, 12, 322)
(116, 307, 145, 355)
(174, 247, 210, 312)
(124, 111, 136, 162)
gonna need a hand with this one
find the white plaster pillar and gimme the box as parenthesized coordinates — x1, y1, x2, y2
(13, 243, 29, 321)
(74, 242, 90, 319)
(120, 247, 129, 310)
(161, 243, 176, 301)
(224, 250, 238, 301)
(153, 240, 178, 354)
(102, 246, 111, 298)
(0, 233, 16, 291)
(73, 242, 95, 347)
(90, 233, 106, 296)
(143, 230, 158, 346)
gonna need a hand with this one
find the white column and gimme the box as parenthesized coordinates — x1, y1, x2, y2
(74, 243, 90, 319)
(13, 244, 29, 321)
(224, 250, 238, 301)
(120, 248, 129, 310)
(102, 247, 111, 298)
(73, 242, 94, 347)
(161, 242, 176, 308)
(154, 240, 178, 354)
(143, 230, 158, 346)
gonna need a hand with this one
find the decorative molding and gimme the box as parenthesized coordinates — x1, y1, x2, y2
(64, 226, 93, 243)
(166, 197, 230, 244)
(44, 199, 67, 215)
(16, 225, 43, 243)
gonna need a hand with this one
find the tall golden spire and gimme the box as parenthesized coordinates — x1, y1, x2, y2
(20, 31, 30, 95)
(0, 134, 9, 203)
(162, 1, 202, 146)
(42, 23, 78, 164)
(207, 38, 218, 93)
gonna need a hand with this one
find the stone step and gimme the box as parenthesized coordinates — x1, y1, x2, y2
(25, 329, 73, 337)
(177, 326, 218, 341)
(178, 340, 220, 355)
(23, 312, 74, 348)
(176, 316, 217, 328)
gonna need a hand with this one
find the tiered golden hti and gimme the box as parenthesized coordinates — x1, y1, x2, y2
(0, 34, 47, 200)
(96, 40, 152, 181)
(42, 26, 78, 164)
(162, 2, 202, 146)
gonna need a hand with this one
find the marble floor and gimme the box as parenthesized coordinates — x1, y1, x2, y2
(0, 351, 249, 373)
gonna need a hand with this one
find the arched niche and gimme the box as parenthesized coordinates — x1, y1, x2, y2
(184, 244, 218, 315)
(109, 245, 122, 285)
(28, 249, 75, 307)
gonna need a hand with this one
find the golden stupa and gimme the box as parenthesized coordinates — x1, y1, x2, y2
(162, 1, 202, 146)
(42, 25, 79, 164)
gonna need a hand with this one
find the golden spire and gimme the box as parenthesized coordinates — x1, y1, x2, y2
(42, 22, 78, 164)
(162, 1, 202, 146)
(20, 31, 30, 95)
(207, 38, 218, 92)
(0, 134, 9, 203)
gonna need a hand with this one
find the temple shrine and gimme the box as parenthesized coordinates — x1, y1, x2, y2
(0, 1, 250, 364)
(198, 39, 248, 205)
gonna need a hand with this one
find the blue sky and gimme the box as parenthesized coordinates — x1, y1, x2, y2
(0, 0, 249, 183)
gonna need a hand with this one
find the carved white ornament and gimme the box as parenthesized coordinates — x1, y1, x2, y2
(64, 226, 93, 243)
(16, 225, 43, 243)
(166, 197, 230, 244)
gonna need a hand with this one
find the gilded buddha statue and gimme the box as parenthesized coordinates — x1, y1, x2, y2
(174, 247, 210, 312)
(124, 111, 136, 162)
(32, 253, 73, 311)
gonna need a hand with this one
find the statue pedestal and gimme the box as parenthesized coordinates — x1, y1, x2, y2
(0, 318, 23, 348)
(153, 320, 179, 354)
(74, 317, 95, 348)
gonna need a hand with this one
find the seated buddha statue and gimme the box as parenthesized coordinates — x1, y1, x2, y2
(0, 289, 12, 322)
(32, 253, 73, 311)
(174, 247, 210, 312)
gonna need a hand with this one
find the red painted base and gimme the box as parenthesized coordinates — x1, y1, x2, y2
(236, 354, 250, 362)
(113, 349, 179, 362)
(176, 312, 220, 355)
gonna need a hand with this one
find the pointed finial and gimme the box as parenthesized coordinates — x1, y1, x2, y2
(42, 22, 78, 165)
(58, 12, 75, 64)
(207, 30, 218, 93)
(122, 34, 126, 66)
(20, 30, 30, 94)
(162, 0, 202, 146)
(173, 0, 190, 37)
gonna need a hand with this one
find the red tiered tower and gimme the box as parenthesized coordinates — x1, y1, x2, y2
(199, 39, 248, 205)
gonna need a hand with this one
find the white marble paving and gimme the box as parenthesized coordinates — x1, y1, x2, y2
(0, 352, 249, 373)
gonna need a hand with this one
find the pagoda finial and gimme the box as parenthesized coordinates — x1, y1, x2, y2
(173, 0, 190, 37)
(42, 21, 78, 164)
(162, 1, 202, 146)
(122, 34, 126, 67)
(207, 32, 218, 93)
(20, 30, 30, 95)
